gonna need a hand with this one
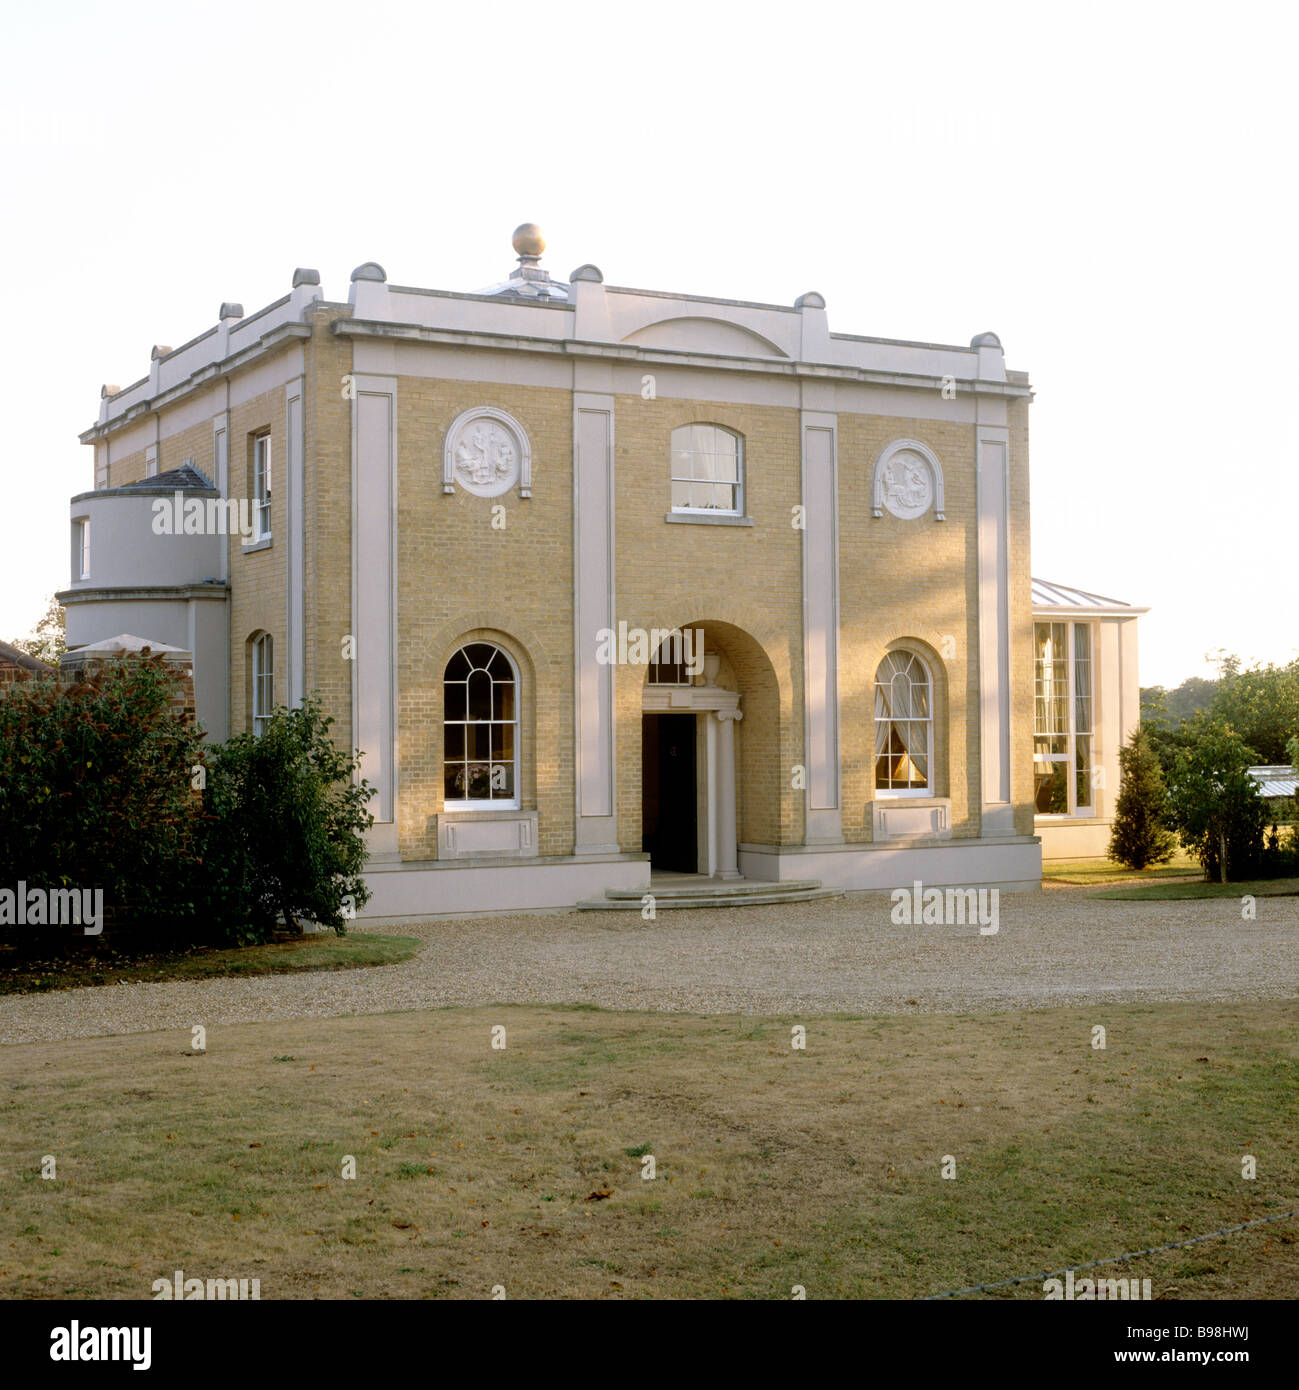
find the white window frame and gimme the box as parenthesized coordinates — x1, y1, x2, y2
(873, 649, 934, 799)
(72, 518, 90, 580)
(252, 433, 272, 541)
(252, 633, 274, 737)
(1033, 620, 1094, 818)
(669, 423, 744, 517)
(442, 642, 520, 812)
(647, 630, 693, 686)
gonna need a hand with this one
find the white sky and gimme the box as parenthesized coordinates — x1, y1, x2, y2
(2, 0, 1294, 689)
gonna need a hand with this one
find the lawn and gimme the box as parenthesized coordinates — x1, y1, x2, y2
(2, 1000, 1296, 1299)
(1042, 852, 1200, 887)
(0, 932, 420, 996)
(1092, 878, 1299, 902)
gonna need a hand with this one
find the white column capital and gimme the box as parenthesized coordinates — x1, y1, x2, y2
(714, 708, 744, 723)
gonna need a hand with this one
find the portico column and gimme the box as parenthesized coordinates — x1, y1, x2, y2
(714, 709, 743, 879)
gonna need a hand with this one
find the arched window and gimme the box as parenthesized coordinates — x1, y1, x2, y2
(443, 642, 518, 808)
(252, 633, 274, 737)
(670, 424, 743, 515)
(874, 651, 932, 796)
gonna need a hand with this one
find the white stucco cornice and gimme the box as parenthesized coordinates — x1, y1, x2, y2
(1032, 603, 1151, 618)
(331, 319, 1034, 398)
(79, 322, 313, 443)
(56, 583, 231, 604)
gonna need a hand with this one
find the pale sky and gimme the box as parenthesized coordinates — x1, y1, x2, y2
(2, 0, 1293, 689)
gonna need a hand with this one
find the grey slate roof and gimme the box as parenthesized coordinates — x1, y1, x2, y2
(114, 464, 214, 491)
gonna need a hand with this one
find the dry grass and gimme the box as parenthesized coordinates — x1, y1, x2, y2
(2, 1000, 1297, 1300)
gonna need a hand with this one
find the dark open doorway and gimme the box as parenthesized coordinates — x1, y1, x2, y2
(641, 712, 697, 872)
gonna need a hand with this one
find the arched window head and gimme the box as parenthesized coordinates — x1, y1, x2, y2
(874, 650, 933, 795)
(670, 424, 743, 515)
(443, 642, 518, 808)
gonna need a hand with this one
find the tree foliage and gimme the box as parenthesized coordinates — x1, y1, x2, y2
(9, 596, 66, 665)
(0, 669, 374, 943)
(1107, 727, 1177, 870)
(1166, 719, 1266, 882)
(1206, 658, 1299, 765)
(0, 656, 205, 928)
(199, 697, 373, 939)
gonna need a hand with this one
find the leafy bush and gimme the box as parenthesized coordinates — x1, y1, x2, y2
(1166, 720, 1266, 882)
(0, 656, 205, 929)
(1108, 727, 1177, 870)
(198, 697, 373, 940)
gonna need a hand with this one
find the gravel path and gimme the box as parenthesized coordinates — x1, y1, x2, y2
(1, 886, 1295, 1044)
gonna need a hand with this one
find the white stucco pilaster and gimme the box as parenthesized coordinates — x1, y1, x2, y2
(976, 413, 1014, 835)
(714, 709, 743, 878)
(284, 376, 305, 707)
(1097, 619, 1122, 821)
(212, 410, 230, 583)
(351, 373, 398, 851)
(573, 389, 618, 852)
(800, 408, 843, 844)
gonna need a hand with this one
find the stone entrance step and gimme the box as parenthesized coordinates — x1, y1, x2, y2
(576, 876, 843, 910)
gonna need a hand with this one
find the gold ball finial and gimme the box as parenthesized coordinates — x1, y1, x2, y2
(512, 223, 545, 258)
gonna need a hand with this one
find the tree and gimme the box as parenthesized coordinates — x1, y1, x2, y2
(9, 596, 66, 665)
(199, 697, 374, 939)
(1166, 720, 1266, 883)
(0, 654, 205, 930)
(1139, 688, 1198, 782)
(1108, 728, 1177, 870)
(1142, 675, 1219, 729)
(1206, 656, 1299, 764)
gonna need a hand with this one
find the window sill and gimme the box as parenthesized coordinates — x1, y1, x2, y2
(242, 536, 273, 554)
(665, 512, 754, 528)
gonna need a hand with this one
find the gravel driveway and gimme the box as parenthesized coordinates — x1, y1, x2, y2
(1, 886, 1295, 1044)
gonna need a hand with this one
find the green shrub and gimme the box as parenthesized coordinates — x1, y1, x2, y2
(1108, 728, 1177, 870)
(199, 697, 374, 940)
(1166, 720, 1266, 883)
(0, 656, 205, 930)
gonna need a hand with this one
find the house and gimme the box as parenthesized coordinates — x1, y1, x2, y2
(59, 225, 1143, 914)
(1031, 580, 1149, 860)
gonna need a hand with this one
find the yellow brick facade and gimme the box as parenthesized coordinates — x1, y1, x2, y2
(74, 261, 1044, 907)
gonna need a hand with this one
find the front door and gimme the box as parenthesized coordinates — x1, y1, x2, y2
(641, 712, 697, 872)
